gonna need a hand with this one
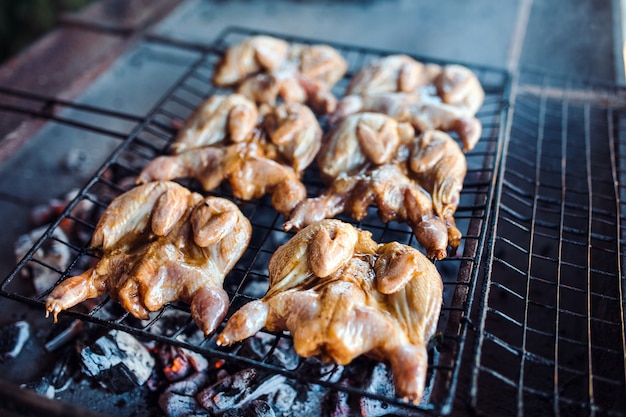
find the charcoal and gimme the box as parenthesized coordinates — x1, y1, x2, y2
(221, 399, 276, 417)
(14, 225, 70, 294)
(158, 345, 209, 382)
(198, 368, 297, 415)
(198, 368, 258, 412)
(48, 345, 80, 392)
(21, 378, 55, 399)
(248, 399, 276, 417)
(80, 330, 155, 394)
(239, 333, 276, 360)
(267, 339, 300, 370)
(325, 384, 352, 417)
(239, 334, 300, 371)
(159, 372, 210, 417)
(298, 357, 343, 382)
(359, 363, 415, 417)
(144, 308, 203, 342)
(0, 320, 30, 362)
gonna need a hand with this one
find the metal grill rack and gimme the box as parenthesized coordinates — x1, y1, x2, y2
(0, 27, 509, 414)
(467, 72, 626, 416)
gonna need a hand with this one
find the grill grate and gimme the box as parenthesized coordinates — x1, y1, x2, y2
(1, 27, 510, 414)
(469, 72, 626, 416)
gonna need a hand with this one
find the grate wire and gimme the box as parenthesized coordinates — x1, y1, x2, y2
(469, 72, 626, 416)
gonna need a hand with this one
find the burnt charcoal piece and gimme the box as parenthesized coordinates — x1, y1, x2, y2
(0, 320, 30, 362)
(20, 378, 55, 399)
(325, 382, 352, 417)
(158, 372, 211, 417)
(222, 399, 276, 417)
(14, 225, 71, 295)
(80, 330, 155, 394)
(238, 334, 300, 370)
(157, 345, 209, 382)
(197, 368, 297, 415)
(359, 363, 416, 416)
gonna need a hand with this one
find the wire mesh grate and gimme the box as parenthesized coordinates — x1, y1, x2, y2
(0, 27, 510, 414)
(469, 72, 626, 417)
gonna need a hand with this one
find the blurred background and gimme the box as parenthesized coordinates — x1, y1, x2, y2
(0, 0, 93, 63)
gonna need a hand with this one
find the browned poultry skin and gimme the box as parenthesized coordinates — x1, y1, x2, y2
(172, 94, 259, 153)
(138, 139, 306, 217)
(285, 165, 449, 260)
(345, 55, 484, 115)
(292, 44, 347, 88)
(346, 55, 442, 96)
(435, 64, 485, 115)
(217, 219, 443, 403)
(262, 102, 322, 173)
(316, 112, 414, 181)
(410, 130, 466, 248)
(45, 181, 252, 336)
(138, 98, 321, 217)
(333, 92, 482, 152)
(213, 36, 289, 86)
(214, 36, 348, 114)
(334, 55, 484, 151)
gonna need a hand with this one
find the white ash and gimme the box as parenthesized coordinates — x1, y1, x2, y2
(21, 378, 56, 399)
(359, 363, 417, 417)
(0, 320, 30, 361)
(80, 330, 155, 394)
(197, 368, 298, 416)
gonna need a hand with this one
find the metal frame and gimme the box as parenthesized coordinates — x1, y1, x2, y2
(0, 27, 510, 414)
(469, 71, 626, 416)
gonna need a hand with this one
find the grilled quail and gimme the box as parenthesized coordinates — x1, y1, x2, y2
(285, 164, 449, 260)
(334, 55, 484, 151)
(346, 54, 441, 96)
(45, 181, 251, 336)
(214, 36, 348, 114)
(172, 94, 259, 153)
(332, 91, 482, 152)
(316, 112, 414, 181)
(410, 130, 466, 248)
(137, 99, 321, 217)
(217, 219, 443, 403)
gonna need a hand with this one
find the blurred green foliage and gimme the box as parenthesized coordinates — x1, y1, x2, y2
(0, 0, 93, 63)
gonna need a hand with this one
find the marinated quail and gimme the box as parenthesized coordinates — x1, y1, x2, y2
(346, 55, 484, 115)
(214, 36, 348, 114)
(138, 99, 322, 217)
(172, 94, 259, 153)
(213, 35, 289, 87)
(217, 219, 443, 403)
(346, 54, 441, 96)
(137, 138, 307, 217)
(285, 164, 449, 260)
(316, 112, 414, 181)
(332, 91, 482, 152)
(45, 181, 252, 336)
(410, 130, 466, 248)
(262, 102, 323, 172)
